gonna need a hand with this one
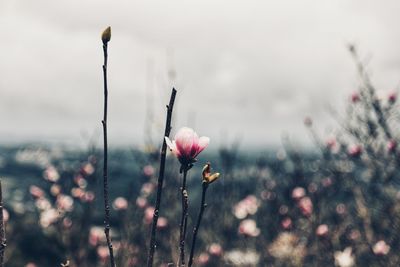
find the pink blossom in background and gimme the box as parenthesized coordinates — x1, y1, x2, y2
(25, 263, 37, 267)
(43, 165, 60, 182)
(303, 116, 313, 127)
(351, 91, 360, 103)
(136, 197, 147, 209)
(40, 208, 59, 228)
(336, 203, 347, 215)
(71, 188, 85, 198)
(56, 195, 74, 212)
(157, 217, 168, 229)
(238, 219, 260, 237)
(165, 127, 209, 165)
(50, 184, 61, 196)
(316, 224, 329, 237)
(209, 243, 223, 257)
(97, 246, 109, 261)
(348, 229, 361, 241)
(30, 185, 45, 199)
(89, 227, 104, 246)
(326, 137, 338, 153)
(81, 191, 95, 203)
(62, 217, 72, 229)
(373, 240, 390, 256)
(144, 206, 155, 224)
(233, 195, 260, 219)
(75, 176, 88, 189)
(348, 144, 362, 157)
(2, 209, 9, 223)
(281, 217, 292, 230)
(308, 183, 318, 194)
(388, 91, 397, 104)
(291, 187, 306, 200)
(334, 247, 355, 267)
(35, 198, 52, 211)
(322, 177, 333, 187)
(197, 253, 210, 265)
(387, 139, 397, 153)
(81, 162, 95, 176)
(113, 197, 128, 210)
(298, 197, 313, 216)
(141, 182, 155, 196)
(143, 165, 155, 177)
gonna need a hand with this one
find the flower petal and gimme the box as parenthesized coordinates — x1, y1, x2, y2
(194, 136, 210, 157)
(190, 132, 200, 158)
(165, 137, 174, 151)
(175, 127, 195, 158)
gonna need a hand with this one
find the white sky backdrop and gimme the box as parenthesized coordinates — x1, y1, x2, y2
(1, 0, 400, 149)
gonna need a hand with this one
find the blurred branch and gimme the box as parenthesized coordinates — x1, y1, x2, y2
(147, 88, 177, 267)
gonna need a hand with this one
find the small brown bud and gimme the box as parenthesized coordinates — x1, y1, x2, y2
(101, 26, 111, 44)
(202, 163, 220, 184)
(206, 172, 220, 184)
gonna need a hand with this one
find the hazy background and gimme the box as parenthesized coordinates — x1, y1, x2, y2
(1, 0, 400, 149)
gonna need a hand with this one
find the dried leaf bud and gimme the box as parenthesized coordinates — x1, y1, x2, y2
(202, 163, 211, 178)
(101, 26, 111, 44)
(202, 163, 220, 184)
(206, 172, 220, 184)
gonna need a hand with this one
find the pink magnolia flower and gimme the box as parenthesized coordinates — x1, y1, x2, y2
(165, 127, 209, 165)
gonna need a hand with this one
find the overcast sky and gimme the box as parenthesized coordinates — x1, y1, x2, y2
(1, 0, 400, 149)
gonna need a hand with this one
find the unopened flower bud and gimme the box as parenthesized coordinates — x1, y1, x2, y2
(101, 26, 111, 44)
(202, 163, 220, 184)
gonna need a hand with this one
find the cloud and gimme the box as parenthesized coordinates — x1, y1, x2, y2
(1, 0, 400, 148)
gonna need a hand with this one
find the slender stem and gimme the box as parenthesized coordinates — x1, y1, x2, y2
(147, 88, 177, 267)
(102, 42, 116, 267)
(178, 167, 189, 267)
(0, 179, 6, 267)
(188, 182, 208, 267)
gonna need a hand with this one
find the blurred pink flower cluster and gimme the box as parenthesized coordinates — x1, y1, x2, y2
(291, 187, 313, 217)
(233, 195, 260, 219)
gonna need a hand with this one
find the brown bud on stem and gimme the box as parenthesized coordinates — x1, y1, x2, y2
(202, 163, 220, 184)
(102, 26, 111, 44)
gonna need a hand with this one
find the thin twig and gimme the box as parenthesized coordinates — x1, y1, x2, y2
(188, 182, 208, 267)
(101, 27, 116, 267)
(0, 179, 6, 267)
(147, 88, 177, 267)
(178, 167, 189, 267)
